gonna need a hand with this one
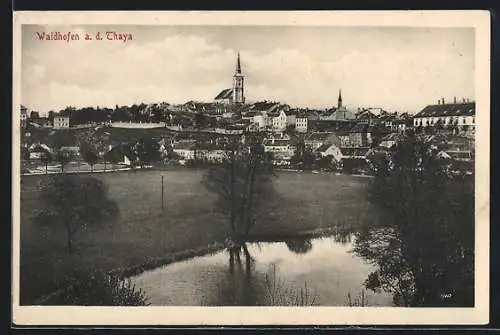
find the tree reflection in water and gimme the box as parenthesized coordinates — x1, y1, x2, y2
(285, 238, 312, 254)
(331, 228, 353, 245)
(204, 242, 319, 306)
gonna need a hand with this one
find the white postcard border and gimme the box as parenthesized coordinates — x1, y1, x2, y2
(12, 10, 491, 326)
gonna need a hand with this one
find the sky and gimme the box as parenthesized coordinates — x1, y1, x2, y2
(21, 25, 475, 115)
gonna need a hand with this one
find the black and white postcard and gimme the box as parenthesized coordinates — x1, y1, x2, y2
(12, 10, 490, 325)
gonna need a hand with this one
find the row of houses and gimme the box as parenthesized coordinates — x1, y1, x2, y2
(20, 97, 476, 141)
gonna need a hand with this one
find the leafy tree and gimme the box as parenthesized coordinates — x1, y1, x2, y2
(21, 146, 30, 161)
(37, 175, 119, 253)
(55, 148, 75, 172)
(315, 155, 335, 171)
(370, 124, 389, 147)
(51, 132, 77, 150)
(355, 133, 474, 307)
(48, 111, 55, 122)
(80, 146, 99, 172)
(133, 138, 161, 167)
(77, 129, 110, 171)
(302, 147, 315, 170)
(103, 146, 124, 170)
(40, 150, 53, 175)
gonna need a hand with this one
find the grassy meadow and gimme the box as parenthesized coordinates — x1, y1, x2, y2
(19, 169, 379, 304)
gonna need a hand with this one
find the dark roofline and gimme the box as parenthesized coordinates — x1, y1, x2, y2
(414, 102, 475, 118)
(214, 89, 233, 100)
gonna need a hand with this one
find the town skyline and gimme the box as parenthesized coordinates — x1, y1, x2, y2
(22, 25, 474, 115)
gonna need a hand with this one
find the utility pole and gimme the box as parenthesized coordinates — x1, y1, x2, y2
(161, 175, 165, 214)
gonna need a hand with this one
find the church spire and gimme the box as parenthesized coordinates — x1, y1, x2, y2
(235, 52, 242, 74)
(232, 52, 245, 104)
(338, 89, 343, 109)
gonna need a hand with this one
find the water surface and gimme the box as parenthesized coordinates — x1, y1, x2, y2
(131, 236, 393, 306)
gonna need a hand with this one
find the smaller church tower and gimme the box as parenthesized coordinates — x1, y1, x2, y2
(337, 89, 343, 109)
(232, 53, 245, 104)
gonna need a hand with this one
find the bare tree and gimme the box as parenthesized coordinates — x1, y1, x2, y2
(202, 133, 276, 269)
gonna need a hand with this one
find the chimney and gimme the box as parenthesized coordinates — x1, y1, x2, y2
(442, 98, 445, 105)
(437, 99, 441, 105)
(453, 97, 457, 104)
(462, 98, 466, 103)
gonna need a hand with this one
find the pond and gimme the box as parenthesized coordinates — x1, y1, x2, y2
(131, 235, 393, 306)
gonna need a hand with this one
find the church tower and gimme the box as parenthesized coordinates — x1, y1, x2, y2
(337, 89, 343, 109)
(232, 52, 245, 104)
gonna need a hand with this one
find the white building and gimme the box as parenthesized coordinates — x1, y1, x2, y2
(271, 110, 288, 132)
(263, 137, 295, 161)
(413, 100, 475, 129)
(304, 132, 339, 151)
(53, 115, 70, 129)
(295, 117, 308, 133)
(316, 143, 343, 162)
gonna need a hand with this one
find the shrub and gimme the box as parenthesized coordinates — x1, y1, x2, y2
(45, 272, 149, 306)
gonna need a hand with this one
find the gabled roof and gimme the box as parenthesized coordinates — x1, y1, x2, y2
(356, 110, 377, 119)
(305, 132, 333, 142)
(214, 88, 233, 100)
(316, 143, 336, 152)
(414, 102, 475, 118)
(250, 101, 280, 112)
(243, 111, 260, 118)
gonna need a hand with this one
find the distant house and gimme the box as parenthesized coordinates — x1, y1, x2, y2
(263, 137, 295, 161)
(30, 111, 40, 120)
(293, 109, 317, 133)
(308, 119, 357, 133)
(413, 99, 475, 132)
(246, 101, 283, 131)
(270, 110, 288, 132)
(214, 88, 233, 105)
(29, 143, 54, 159)
(340, 147, 371, 159)
(20, 105, 28, 128)
(250, 112, 268, 130)
(60, 146, 81, 157)
(172, 142, 228, 163)
(172, 142, 196, 160)
(315, 143, 343, 162)
(53, 115, 70, 129)
(348, 123, 373, 148)
(442, 136, 475, 162)
(295, 114, 308, 133)
(304, 132, 339, 151)
(320, 90, 355, 121)
(392, 118, 410, 133)
(355, 108, 387, 125)
(378, 133, 401, 150)
(320, 107, 355, 121)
